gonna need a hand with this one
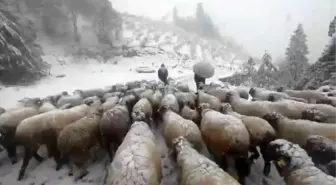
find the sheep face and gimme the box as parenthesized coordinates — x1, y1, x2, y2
(197, 103, 211, 113)
(327, 93, 335, 97)
(303, 135, 335, 165)
(157, 104, 170, 114)
(276, 86, 284, 92)
(268, 94, 277, 102)
(249, 87, 257, 96)
(266, 139, 314, 176)
(301, 108, 327, 122)
(73, 89, 84, 96)
(224, 91, 237, 103)
(131, 110, 146, 122)
(263, 112, 282, 130)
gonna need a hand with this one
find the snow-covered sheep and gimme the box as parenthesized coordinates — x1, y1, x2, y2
(158, 104, 204, 153)
(176, 82, 190, 92)
(234, 86, 249, 100)
(172, 136, 240, 185)
(56, 91, 84, 108)
(74, 88, 106, 99)
(283, 89, 331, 104)
(131, 98, 153, 123)
(264, 139, 336, 184)
(39, 98, 57, 113)
(15, 102, 95, 180)
(105, 121, 162, 185)
(6, 97, 42, 112)
(199, 103, 251, 184)
(250, 87, 307, 103)
(57, 104, 104, 180)
(263, 112, 336, 147)
(204, 87, 230, 103)
(0, 99, 43, 164)
(160, 93, 179, 113)
(220, 103, 276, 175)
(99, 101, 132, 161)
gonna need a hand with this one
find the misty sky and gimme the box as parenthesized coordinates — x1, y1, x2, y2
(112, 0, 336, 62)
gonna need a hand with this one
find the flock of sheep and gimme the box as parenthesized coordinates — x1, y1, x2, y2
(0, 77, 336, 185)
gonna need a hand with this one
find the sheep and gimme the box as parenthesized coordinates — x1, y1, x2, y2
(126, 80, 141, 90)
(103, 92, 123, 101)
(204, 87, 230, 103)
(102, 96, 119, 112)
(234, 86, 249, 100)
(105, 121, 162, 185)
(15, 102, 96, 180)
(327, 90, 336, 97)
(263, 112, 336, 148)
(174, 91, 197, 109)
(57, 104, 104, 180)
(316, 85, 334, 92)
(172, 136, 240, 185)
(0, 98, 43, 164)
(140, 89, 154, 99)
(158, 104, 204, 154)
(160, 93, 179, 113)
(250, 87, 307, 103)
(176, 82, 190, 92)
(179, 101, 201, 126)
(44, 91, 68, 106)
(82, 96, 100, 105)
(110, 83, 128, 93)
(56, 91, 83, 108)
(129, 87, 147, 98)
(74, 88, 106, 99)
(303, 135, 336, 166)
(283, 89, 330, 104)
(131, 98, 153, 124)
(198, 103, 251, 185)
(147, 88, 163, 113)
(226, 91, 328, 121)
(220, 103, 276, 175)
(196, 90, 221, 111)
(263, 139, 336, 184)
(6, 97, 42, 112)
(99, 101, 132, 161)
(39, 97, 57, 113)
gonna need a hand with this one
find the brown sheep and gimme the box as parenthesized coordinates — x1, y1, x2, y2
(0, 99, 43, 164)
(179, 101, 201, 126)
(99, 97, 134, 161)
(172, 136, 240, 185)
(303, 135, 336, 166)
(196, 90, 221, 111)
(57, 104, 104, 180)
(199, 103, 251, 185)
(102, 96, 119, 112)
(263, 112, 336, 147)
(15, 102, 96, 180)
(220, 103, 276, 175)
(158, 104, 204, 153)
(105, 121, 162, 185)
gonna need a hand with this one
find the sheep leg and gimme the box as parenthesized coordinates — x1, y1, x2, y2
(33, 152, 44, 162)
(234, 157, 251, 185)
(260, 142, 271, 176)
(5, 145, 18, 164)
(100, 137, 113, 161)
(17, 147, 34, 181)
(249, 146, 260, 162)
(73, 154, 89, 181)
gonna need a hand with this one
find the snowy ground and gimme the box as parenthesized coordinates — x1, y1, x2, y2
(0, 55, 284, 185)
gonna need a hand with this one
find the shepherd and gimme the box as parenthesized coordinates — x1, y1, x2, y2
(158, 63, 168, 85)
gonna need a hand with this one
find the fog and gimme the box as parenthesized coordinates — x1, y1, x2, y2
(113, 0, 336, 62)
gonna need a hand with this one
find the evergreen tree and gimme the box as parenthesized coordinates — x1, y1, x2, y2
(242, 57, 256, 75)
(173, 6, 179, 24)
(295, 17, 336, 89)
(256, 52, 278, 88)
(284, 24, 309, 84)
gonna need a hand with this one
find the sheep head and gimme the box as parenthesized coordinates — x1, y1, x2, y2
(266, 139, 315, 176)
(248, 87, 257, 96)
(268, 94, 278, 102)
(276, 86, 284, 92)
(262, 112, 282, 130)
(224, 91, 237, 103)
(303, 135, 335, 165)
(197, 103, 211, 113)
(327, 93, 335, 97)
(157, 104, 171, 114)
(302, 108, 327, 122)
(220, 103, 232, 114)
(172, 136, 193, 154)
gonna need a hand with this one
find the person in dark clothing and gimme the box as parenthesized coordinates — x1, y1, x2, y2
(194, 73, 206, 90)
(158, 63, 168, 85)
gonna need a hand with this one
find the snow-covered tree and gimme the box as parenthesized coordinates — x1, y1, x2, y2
(242, 57, 256, 75)
(284, 24, 309, 84)
(173, 6, 179, 24)
(296, 17, 336, 89)
(256, 52, 278, 88)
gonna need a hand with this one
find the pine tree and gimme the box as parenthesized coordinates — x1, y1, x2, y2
(295, 17, 336, 89)
(242, 57, 256, 75)
(284, 24, 309, 84)
(256, 52, 278, 88)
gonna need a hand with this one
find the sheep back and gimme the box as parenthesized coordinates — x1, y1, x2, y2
(106, 121, 162, 185)
(201, 109, 250, 157)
